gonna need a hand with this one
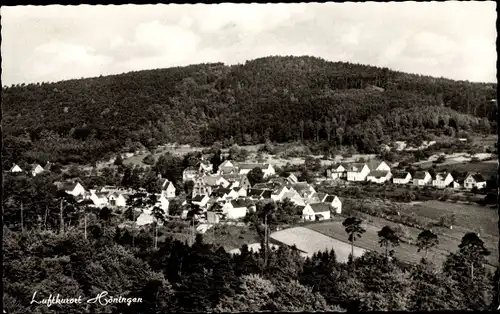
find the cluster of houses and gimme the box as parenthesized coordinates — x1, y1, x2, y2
(183, 160, 342, 223)
(326, 160, 487, 190)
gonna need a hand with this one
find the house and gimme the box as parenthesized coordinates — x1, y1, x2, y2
(218, 160, 239, 175)
(290, 182, 316, 199)
(108, 192, 128, 207)
(222, 174, 251, 192)
(90, 190, 109, 207)
(413, 171, 432, 186)
(302, 203, 331, 221)
(31, 164, 45, 176)
(199, 162, 213, 174)
(322, 195, 342, 214)
(287, 173, 299, 184)
(161, 179, 176, 198)
(211, 187, 240, 202)
(367, 160, 391, 172)
(237, 163, 276, 178)
(327, 164, 347, 180)
(9, 164, 23, 173)
(392, 171, 412, 185)
(192, 194, 210, 208)
(56, 181, 87, 197)
(367, 170, 392, 184)
(282, 188, 306, 206)
(300, 204, 314, 221)
(346, 163, 371, 181)
(206, 211, 220, 224)
(222, 199, 253, 220)
(271, 186, 289, 202)
(307, 192, 327, 204)
(464, 173, 487, 190)
(248, 189, 272, 200)
(193, 175, 230, 197)
(158, 194, 169, 214)
(432, 172, 454, 189)
(232, 186, 247, 198)
(182, 168, 199, 182)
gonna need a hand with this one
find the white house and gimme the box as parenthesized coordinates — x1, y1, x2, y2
(9, 164, 23, 173)
(182, 168, 199, 182)
(347, 163, 371, 181)
(432, 172, 454, 189)
(367, 170, 392, 184)
(374, 161, 391, 172)
(158, 194, 169, 215)
(392, 171, 412, 185)
(248, 189, 273, 201)
(237, 163, 276, 178)
(199, 162, 213, 174)
(287, 173, 299, 184)
(322, 195, 342, 214)
(218, 160, 239, 175)
(192, 194, 210, 208)
(31, 164, 45, 176)
(192, 175, 230, 198)
(327, 164, 347, 180)
(282, 188, 306, 206)
(302, 203, 331, 221)
(108, 192, 127, 207)
(161, 179, 176, 198)
(232, 186, 248, 198)
(464, 173, 487, 190)
(271, 186, 289, 202)
(413, 171, 432, 186)
(90, 190, 109, 207)
(222, 199, 251, 220)
(57, 181, 87, 197)
(290, 182, 316, 199)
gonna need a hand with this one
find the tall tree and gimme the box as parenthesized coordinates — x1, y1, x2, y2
(378, 226, 400, 259)
(342, 217, 366, 263)
(416, 229, 439, 259)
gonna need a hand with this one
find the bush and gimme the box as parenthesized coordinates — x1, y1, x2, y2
(143, 154, 155, 165)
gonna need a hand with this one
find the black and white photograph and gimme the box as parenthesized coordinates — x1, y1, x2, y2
(1, 1, 498, 313)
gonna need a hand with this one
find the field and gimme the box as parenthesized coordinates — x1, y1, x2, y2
(270, 226, 366, 262)
(308, 199, 498, 268)
(434, 161, 498, 176)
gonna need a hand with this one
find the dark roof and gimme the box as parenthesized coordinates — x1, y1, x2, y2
(193, 195, 207, 202)
(392, 171, 410, 179)
(366, 160, 384, 171)
(261, 190, 272, 199)
(413, 171, 429, 180)
(368, 170, 390, 178)
(470, 173, 486, 182)
(323, 195, 337, 203)
(310, 203, 331, 213)
(230, 199, 251, 208)
(248, 189, 265, 197)
(347, 163, 367, 172)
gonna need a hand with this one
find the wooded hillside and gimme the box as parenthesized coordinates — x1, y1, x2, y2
(2, 56, 497, 166)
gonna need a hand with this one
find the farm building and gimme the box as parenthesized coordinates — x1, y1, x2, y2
(108, 192, 128, 207)
(413, 171, 432, 186)
(432, 172, 454, 189)
(347, 163, 370, 181)
(222, 199, 253, 219)
(327, 164, 347, 180)
(322, 195, 342, 214)
(237, 163, 276, 178)
(464, 173, 487, 190)
(161, 179, 176, 198)
(367, 170, 392, 184)
(305, 203, 332, 221)
(56, 181, 87, 197)
(392, 171, 412, 184)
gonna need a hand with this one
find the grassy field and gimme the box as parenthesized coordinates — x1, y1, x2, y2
(434, 161, 498, 176)
(270, 226, 366, 262)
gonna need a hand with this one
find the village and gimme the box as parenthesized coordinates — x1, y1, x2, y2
(6, 137, 495, 261)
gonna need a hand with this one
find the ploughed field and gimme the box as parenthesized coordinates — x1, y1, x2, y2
(270, 226, 366, 262)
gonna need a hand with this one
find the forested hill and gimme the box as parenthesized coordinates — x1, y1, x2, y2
(2, 55, 497, 166)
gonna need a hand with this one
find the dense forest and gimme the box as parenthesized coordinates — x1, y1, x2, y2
(2, 56, 497, 167)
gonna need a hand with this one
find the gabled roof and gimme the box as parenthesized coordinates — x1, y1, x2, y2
(392, 171, 410, 179)
(347, 163, 367, 172)
(57, 181, 82, 192)
(413, 171, 429, 180)
(193, 195, 208, 202)
(230, 199, 251, 208)
(310, 203, 331, 213)
(331, 163, 348, 171)
(292, 182, 313, 192)
(261, 190, 272, 199)
(202, 175, 224, 186)
(467, 173, 486, 182)
(323, 195, 338, 203)
(248, 189, 265, 197)
(435, 172, 451, 179)
(211, 187, 232, 197)
(368, 170, 390, 178)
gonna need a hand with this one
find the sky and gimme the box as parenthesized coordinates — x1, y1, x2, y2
(1, 2, 497, 86)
